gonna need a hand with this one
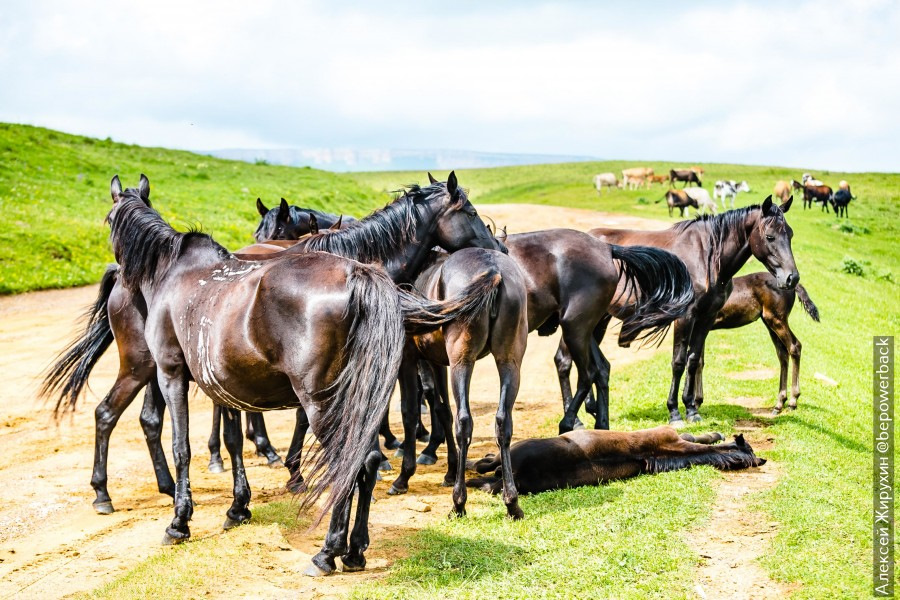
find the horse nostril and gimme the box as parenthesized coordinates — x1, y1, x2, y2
(786, 272, 799, 287)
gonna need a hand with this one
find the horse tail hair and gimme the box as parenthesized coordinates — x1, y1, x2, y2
(40, 264, 119, 413)
(610, 245, 694, 346)
(296, 263, 405, 524)
(643, 434, 765, 474)
(795, 284, 820, 322)
(397, 270, 502, 335)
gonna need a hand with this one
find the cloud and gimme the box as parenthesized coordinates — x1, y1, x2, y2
(0, 0, 897, 170)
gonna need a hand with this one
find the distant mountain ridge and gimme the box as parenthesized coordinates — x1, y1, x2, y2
(202, 147, 599, 172)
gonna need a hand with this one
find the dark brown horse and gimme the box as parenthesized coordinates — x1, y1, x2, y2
(386, 247, 529, 519)
(670, 169, 702, 187)
(798, 182, 833, 211)
(503, 230, 694, 433)
(467, 426, 764, 495)
(254, 197, 354, 241)
(571, 197, 799, 425)
(710, 272, 819, 413)
(661, 189, 698, 217)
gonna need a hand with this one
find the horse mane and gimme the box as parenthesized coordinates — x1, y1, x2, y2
(108, 189, 229, 290)
(296, 183, 451, 265)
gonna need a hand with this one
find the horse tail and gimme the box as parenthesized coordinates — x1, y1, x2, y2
(643, 434, 766, 473)
(795, 284, 820, 322)
(610, 245, 694, 345)
(397, 270, 502, 335)
(40, 264, 119, 413)
(297, 263, 405, 523)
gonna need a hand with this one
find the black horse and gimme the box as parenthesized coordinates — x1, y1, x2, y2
(253, 197, 354, 242)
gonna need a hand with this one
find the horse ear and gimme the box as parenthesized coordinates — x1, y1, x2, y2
(761, 195, 774, 214)
(329, 215, 343, 230)
(110, 175, 122, 202)
(447, 171, 458, 198)
(486, 222, 493, 235)
(278, 198, 290, 222)
(308, 213, 319, 234)
(138, 174, 150, 202)
(427, 172, 438, 185)
(256, 198, 269, 217)
(781, 196, 793, 213)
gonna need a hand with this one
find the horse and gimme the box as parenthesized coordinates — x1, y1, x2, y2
(714, 180, 750, 210)
(669, 169, 702, 187)
(801, 183, 833, 212)
(660, 189, 698, 217)
(41, 172, 503, 537)
(710, 272, 819, 413)
(254, 197, 354, 242)
(773, 180, 792, 203)
(503, 230, 694, 433)
(565, 197, 799, 425)
(466, 426, 764, 495)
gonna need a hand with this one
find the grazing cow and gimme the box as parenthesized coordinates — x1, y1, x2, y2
(660, 188, 697, 217)
(774, 180, 792, 202)
(649, 174, 669, 186)
(685, 187, 718, 214)
(831, 188, 854, 217)
(669, 168, 702, 187)
(622, 167, 654, 190)
(466, 427, 765, 496)
(593, 172, 620, 194)
(714, 180, 751, 209)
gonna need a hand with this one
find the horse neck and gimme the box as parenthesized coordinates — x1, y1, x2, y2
(380, 202, 442, 284)
(710, 213, 756, 285)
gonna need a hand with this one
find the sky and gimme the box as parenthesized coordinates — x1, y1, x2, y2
(1, 0, 898, 171)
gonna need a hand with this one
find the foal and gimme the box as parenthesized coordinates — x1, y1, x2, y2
(467, 426, 765, 495)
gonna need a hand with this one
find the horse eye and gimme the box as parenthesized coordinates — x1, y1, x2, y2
(766, 234, 775, 241)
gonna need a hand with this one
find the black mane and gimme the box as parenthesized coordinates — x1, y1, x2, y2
(108, 189, 228, 291)
(297, 182, 454, 265)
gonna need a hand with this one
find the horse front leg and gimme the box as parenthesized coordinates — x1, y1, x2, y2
(681, 325, 710, 423)
(788, 333, 802, 410)
(341, 438, 383, 572)
(221, 407, 252, 529)
(285, 407, 309, 493)
(766, 326, 790, 414)
(158, 366, 193, 545)
(387, 351, 421, 496)
(139, 379, 175, 498)
(495, 361, 524, 520)
(208, 404, 224, 473)
(667, 320, 693, 426)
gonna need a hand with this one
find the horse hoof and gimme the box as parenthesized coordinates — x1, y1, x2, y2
(92, 500, 115, 515)
(341, 555, 366, 572)
(267, 458, 284, 468)
(378, 459, 393, 472)
(416, 453, 437, 466)
(303, 562, 333, 577)
(669, 418, 686, 429)
(686, 413, 702, 423)
(448, 508, 466, 519)
(162, 528, 190, 546)
(208, 461, 225, 474)
(387, 484, 407, 496)
(507, 506, 525, 521)
(383, 439, 401, 450)
(287, 480, 307, 494)
(393, 448, 405, 459)
(375, 471, 382, 481)
(223, 515, 250, 530)
(771, 407, 782, 416)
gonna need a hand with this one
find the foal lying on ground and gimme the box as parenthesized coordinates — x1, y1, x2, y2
(467, 426, 764, 495)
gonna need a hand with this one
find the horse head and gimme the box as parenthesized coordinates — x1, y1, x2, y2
(748, 196, 799, 290)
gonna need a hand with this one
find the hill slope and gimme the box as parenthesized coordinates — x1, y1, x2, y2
(0, 123, 382, 294)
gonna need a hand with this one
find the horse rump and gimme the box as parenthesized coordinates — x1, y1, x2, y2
(397, 269, 502, 335)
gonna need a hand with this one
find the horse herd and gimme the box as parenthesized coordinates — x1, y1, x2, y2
(42, 172, 811, 577)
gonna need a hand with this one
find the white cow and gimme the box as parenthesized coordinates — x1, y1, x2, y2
(714, 180, 751, 210)
(685, 187, 718, 214)
(593, 173, 619, 194)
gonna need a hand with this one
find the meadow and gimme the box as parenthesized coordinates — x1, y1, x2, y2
(2, 123, 898, 598)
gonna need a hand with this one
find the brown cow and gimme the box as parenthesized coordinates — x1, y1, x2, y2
(773, 180, 792, 202)
(661, 188, 698, 217)
(622, 167, 654, 190)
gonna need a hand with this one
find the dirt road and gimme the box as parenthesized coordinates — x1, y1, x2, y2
(0, 206, 675, 598)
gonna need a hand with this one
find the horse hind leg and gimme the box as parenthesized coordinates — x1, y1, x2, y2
(341, 439, 383, 572)
(221, 407, 252, 530)
(554, 340, 584, 429)
(494, 360, 524, 519)
(285, 407, 310, 494)
(765, 321, 790, 414)
(787, 331, 802, 410)
(208, 404, 225, 473)
(680, 432, 724, 445)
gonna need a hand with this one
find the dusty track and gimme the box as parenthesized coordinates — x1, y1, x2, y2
(0, 205, 779, 599)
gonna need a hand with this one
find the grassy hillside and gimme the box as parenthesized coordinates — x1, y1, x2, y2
(0, 123, 382, 294)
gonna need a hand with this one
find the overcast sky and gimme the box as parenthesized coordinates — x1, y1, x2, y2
(1, 1, 898, 171)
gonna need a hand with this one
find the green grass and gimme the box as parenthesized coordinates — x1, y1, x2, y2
(0, 123, 382, 294)
(7, 124, 899, 597)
